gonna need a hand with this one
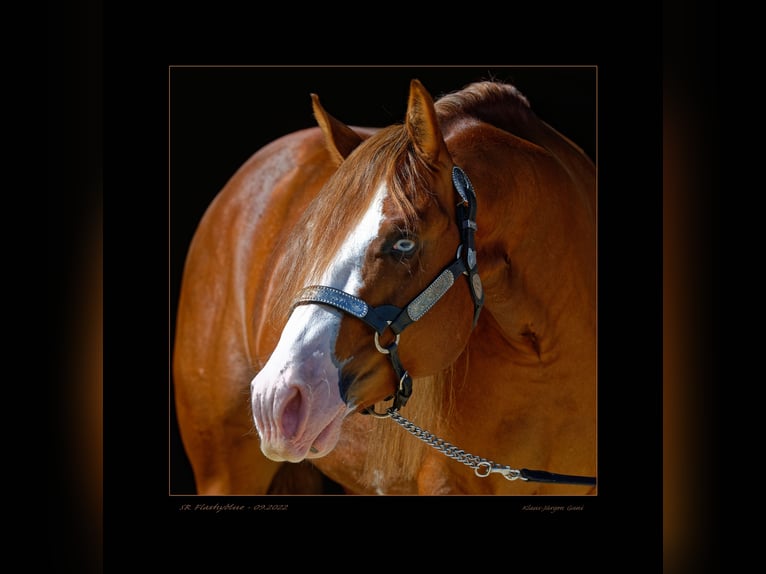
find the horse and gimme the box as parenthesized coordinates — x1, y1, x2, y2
(172, 78, 597, 495)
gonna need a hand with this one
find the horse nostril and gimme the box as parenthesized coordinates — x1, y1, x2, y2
(280, 386, 302, 439)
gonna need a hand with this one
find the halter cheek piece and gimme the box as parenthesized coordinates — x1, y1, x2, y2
(293, 166, 484, 413)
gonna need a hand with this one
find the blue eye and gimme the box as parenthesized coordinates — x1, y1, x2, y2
(392, 238, 417, 253)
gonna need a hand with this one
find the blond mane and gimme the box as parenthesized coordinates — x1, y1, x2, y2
(360, 363, 467, 488)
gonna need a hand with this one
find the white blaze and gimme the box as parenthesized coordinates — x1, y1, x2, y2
(318, 183, 387, 292)
(250, 182, 388, 461)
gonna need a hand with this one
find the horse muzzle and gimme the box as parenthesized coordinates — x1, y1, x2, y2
(250, 355, 349, 462)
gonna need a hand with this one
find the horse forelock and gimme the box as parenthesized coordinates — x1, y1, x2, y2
(269, 124, 436, 327)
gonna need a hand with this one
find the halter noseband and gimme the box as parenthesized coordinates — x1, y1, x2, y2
(292, 166, 484, 412)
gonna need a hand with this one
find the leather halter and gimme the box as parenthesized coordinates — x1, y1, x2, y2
(293, 166, 484, 412)
(291, 166, 597, 487)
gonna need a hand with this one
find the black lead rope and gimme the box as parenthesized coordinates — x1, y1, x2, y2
(519, 469, 597, 486)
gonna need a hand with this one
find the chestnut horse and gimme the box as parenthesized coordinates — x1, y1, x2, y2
(172, 79, 596, 495)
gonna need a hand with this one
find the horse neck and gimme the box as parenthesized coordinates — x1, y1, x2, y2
(451, 124, 596, 375)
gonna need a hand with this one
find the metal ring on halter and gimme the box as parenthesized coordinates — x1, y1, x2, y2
(374, 330, 400, 354)
(364, 397, 397, 418)
(365, 406, 393, 418)
(364, 371, 408, 418)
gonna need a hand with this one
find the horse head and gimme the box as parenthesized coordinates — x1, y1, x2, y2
(250, 80, 480, 463)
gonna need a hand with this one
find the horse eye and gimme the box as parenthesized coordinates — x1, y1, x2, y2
(392, 238, 417, 253)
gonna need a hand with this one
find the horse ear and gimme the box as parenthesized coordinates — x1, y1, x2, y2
(311, 93, 363, 166)
(406, 79, 449, 166)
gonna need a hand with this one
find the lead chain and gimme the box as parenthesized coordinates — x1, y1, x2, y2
(386, 409, 523, 481)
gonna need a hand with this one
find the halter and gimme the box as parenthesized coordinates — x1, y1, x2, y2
(291, 166, 597, 487)
(293, 166, 484, 412)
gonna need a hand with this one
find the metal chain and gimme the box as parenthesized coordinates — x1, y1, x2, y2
(386, 409, 523, 481)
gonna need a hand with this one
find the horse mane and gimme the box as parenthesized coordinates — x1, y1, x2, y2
(437, 80, 594, 165)
(435, 80, 537, 138)
(360, 363, 464, 489)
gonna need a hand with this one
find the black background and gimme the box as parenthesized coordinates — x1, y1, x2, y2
(48, 0, 717, 571)
(170, 65, 598, 495)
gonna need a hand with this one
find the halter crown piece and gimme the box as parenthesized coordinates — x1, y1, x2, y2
(293, 166, 484, 412)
